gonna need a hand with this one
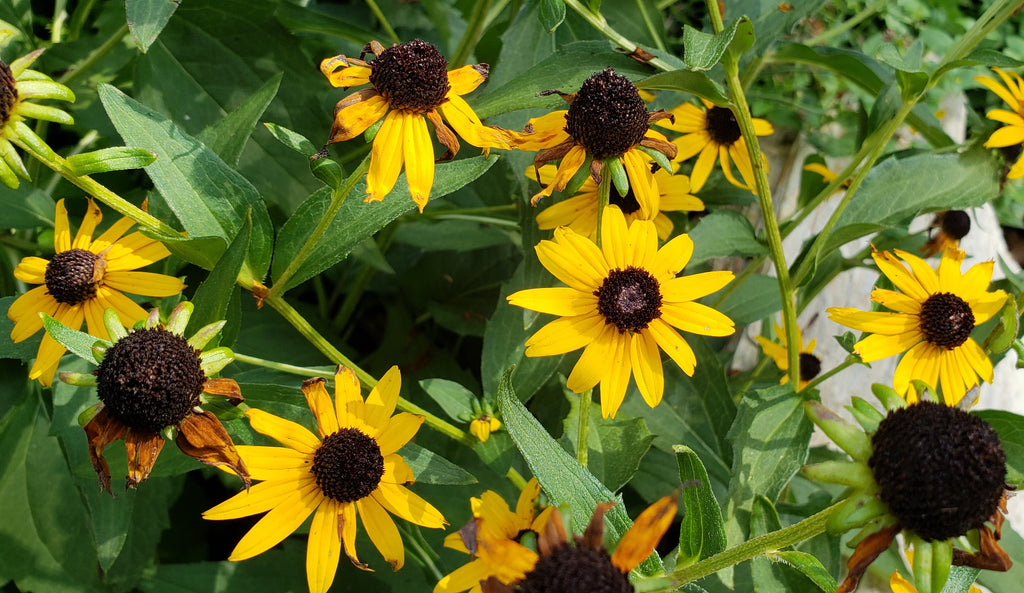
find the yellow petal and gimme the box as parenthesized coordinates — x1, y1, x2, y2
(985, 108, 1024, 126)
(403, 113, 434, 211)
(854, 330, 923, 363)
(330, 91, 390, 143)
(508, 111, 569, 151)
(962, 338, 994, 384)
(363, 365, 402, 437)
(598, 330, 631, 419)
(237, 445, 312, 481)
(372, 482, 446, 528)
(566, 324, 618, 394)
(871, 288, 922, 314)
(366, 110, 406, 203)
(302, 378, 340, 438)
(102, 271, 184, 297)
(984, 126, 1024, 147)
(975, 74, 1020, 110)
(382, 453, 416, 485)
(827, 308, 920, 335)
(661, 301, 735, 336)
(523, 312, 606, 357)
(29, 304, 84, 384)
(13, 256, 48, 284)
(228, 482, 323, 560)
(306, 499, 342, 593)
(535, 232, 606, 292)
(82, 299, 109, 341)
(671, 131, 710, 162)
(204, 475, 318, 520)
(893, 249, 939, 294)
(611, 492, 678, 572)
(507, 287, 598, 317)
(651, 233, 695, 279)
(871, 250, 929, 302)
(755, 335, 789, 370)
(439, 94, 510, 150)
(9, 288, 54, 342)
(356, 495, 405, 570)
(531, 145, 587, 203)
(54, 199, 71, 252)
(894, 341, 939, 398)
(376, 412, 423, 456)
(622, 149, 659, 216)
(661, 271, 733, 302)
(339, 500, 363, 569)
(447, 64, 487, 95)
(434, 559, 492, 593)
(630, 330, 664, 409)
(647, 318, 696, 375)
(661, 102, 707, 133)
(90, 215, 136, 253)
(94, 286, 148, 326)
(72, 199, 102, 249)
(334, 366, 362, 430)
(688, 142, 719, 192)
(102, 232, 172, 271)
(246, 408, 322, 454)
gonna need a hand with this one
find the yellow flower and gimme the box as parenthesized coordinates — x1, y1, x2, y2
(60, 302, 248, 493)
(435, 478, 553, 593)
(974, 67, 1024, 179)
(827, 248, 1007, 405)
(507, 206, 735, 418)
(509, 69, 677, 207)
(532, 163, 704, 241)
(320, 39, 509, 211)
(0, 49, 75, 188)
(469, 414, 501, 442)
(7, 198, 184, 385)
(204, 366, 446, 593)
(658, 98, 773, 192)
(755, 323, 820, 389)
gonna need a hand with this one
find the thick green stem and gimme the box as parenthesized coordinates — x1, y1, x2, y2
(707, 0, 800, 387)
(803, 355, 860, 393)
(450, 0, 493, 67)
(663, 502, 841, 588)
(59, 23, 129, 86)
(364, 0, 401, 44)
(562, 0, 674, 72)
(269, 154, 371, 298)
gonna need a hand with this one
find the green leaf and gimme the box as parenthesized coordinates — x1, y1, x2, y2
(264, 122, 318, 157)
(689, 210, 768, 265)
(185, 212, 251, 342)
(0, 184, 54, 229)
(973, 410, 1024, 488)
(271, 155, 497, 293)
(64, 147, 157, 175)
(99, 83, 274, 283)
(418, 378, 476, 422)
(562, 392, 653, 492)
(273, 2, 381, 45)
(824, 149, 999, 254)
(41, 313, 106, 363)
(716, 273, 782, 325)
(0, 297, 45, 360)
(538, 0, 565, 33)
(197, 73, 282, 168)
(682, 17, 755, 71)
(675, 445, 727, 566)
(126, 0, 181, 52)
(144, 231, 227, 271)
(770, 551, 838, 593)
(637, 70, 729, 106)
(399, 443, 477, 485)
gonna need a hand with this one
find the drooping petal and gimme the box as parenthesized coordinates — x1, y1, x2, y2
(372, 481, 446, 528)
(329, 90, 389, 143)
(356, 495, 405, 570)
(566, 324, 618, 393)
(611, 492, 678, 572)
(403, 113, 435, 211)
(365, 110, 406, 203)
(94, 286, 148, 327)
(622, 149, 659, 217)
(893, 341, 939, 398)
(176, 411, 250, 487)
(531, 145, 587, 204)
(688, 142, 719, 192)
(598, 330, 631, 419)
(438, 94, 510, 150)
(307, 499, 343, 593)
(83, 407, 128, 493)
(124, 430, 166, 489)
(630, 330, 664, 409)
(227, 482, 323, 560)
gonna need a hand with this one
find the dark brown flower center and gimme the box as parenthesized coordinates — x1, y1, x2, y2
(311, 428, 384, 502)
(919, 292, 974, 349)
(96, 328, 206, 433)
(45, 248, 100, 305)
(798, 352, 821, 383)
(706, 106, 742, 146)
(516, 544, 633, 593)
(369, 39, 450, 113)
(941, 210, 971, 241)
(0, 60, 16, 127)
(565, 69, 649, 160)
(595, 267, 662, 333)
(869, 401, 1006, 541)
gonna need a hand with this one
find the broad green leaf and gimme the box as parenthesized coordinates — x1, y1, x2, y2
(418, 378, 476, 422)
(274, 2, 381, 44)
(197, 73, 282, 168)
(682, 17, 754, 71)
(144, 232, 227, 272)
(538, 0, 565, 32)
(41, 313, 106, 363)
(271, 155, 497, 293)
(675, 445, 727, 566)
(973, 410, 1024, 487)
(65, 147, 157, 175)
(823, 149, 999, 253)
(637, 70, 729, 106)
(562, 392, 653, 491)
(689, 210, 768, 265)
(399, 443, 477, 485)
(716, 273, 783, 325)
(126, 0, 180, 52)
(0, 297, 45, 360)
(877, 41, 927, 98)
(185, 212, 251, 343)
(99, 84, 273, 283)
(0, 184, 54, 229)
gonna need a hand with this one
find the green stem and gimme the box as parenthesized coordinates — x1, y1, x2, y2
(262, 294, 476, 447)
(269, 154, 371, 298)
(365, 0, 401, 44)
(65, 0, 98, 41)
(577, 389, 592, 466)
(804, 0, 886, 46)
(419, 204, 516, 217)
(663, 502, 841, 587)
(802, 355, 860, 393)
(232, 353, 334, 378)
(450, 0, 493, 67)
(635, 0, 667, 52)
(562, 0, 674, 72)
(935, 0, 1024, 74)
(596, 161, 612, 247)
(58, 23, 129, 86)
(506, 467, 528, 490)
(707, 0, 800, 387)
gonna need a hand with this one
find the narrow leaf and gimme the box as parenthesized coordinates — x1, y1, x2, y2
(185, 211, 250, 341)
(41, 314, 107, 363)
(675, 445, 727, 566)
(197, 73, 282, 167)
(65, 147, 156, 175)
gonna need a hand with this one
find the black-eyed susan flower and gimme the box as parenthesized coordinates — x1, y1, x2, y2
(507, 206, 735, 419)
(827, 248, 1007, 405)
(204, 365, 446, 593)
(803, 387, 1011, 593)
(974, 67, 1024, 180)
(8, 198, 184, 386)
(320, 39, 510, 212)
(531, 163, 704, 241)
(921, 210, 971, 257)
(0, 49, 74, 189)
(435, 478, 553, 593)
(509, 69, 677, 207)
(754, 323, 821, 389)
(658, 98, 773, 192)
(58, 301, 247, 492)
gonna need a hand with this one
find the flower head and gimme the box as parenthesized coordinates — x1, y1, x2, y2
(803, 388, 1011, 593)
(755, 323, 821, 389)
(974, 67, 1024, 180)
(469, 414, 501, 443)
(435, 478, 553, 593)
(509, 69, 677, 208)
(531, 164, 704, 241)
(507, 206, 734, 418)
(658, 98, 773, 192)
(827, 248, 1007, 405)
(0, 49, 75, 189)
(8, 198, 185, 385)
(58, 302, 247, 492)
(204, 365, 446, 593)
(320, 39, 510, 211)
(921, 210, 971, 257)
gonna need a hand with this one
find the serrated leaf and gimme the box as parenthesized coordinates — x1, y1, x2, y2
(126, 0, 181, 53)
(65, 147, 157, 175)
(675, 445, 727, 566)
(41, 314, 106, 363)
(197, 73, 282, 167)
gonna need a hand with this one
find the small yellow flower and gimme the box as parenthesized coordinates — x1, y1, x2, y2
(827, 248, 1007, 405)
(974, 67, 1024, 179)
(507, 206, 734, 418)
(469, 414, 501, 442)
(8, 198, 184, 385)
(320, 39, 509, 211)
(755, 323, 821, 389)
(0, 49, 75, 188)
(658, 98, 773, 192)
(204, 366, 446, 593)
